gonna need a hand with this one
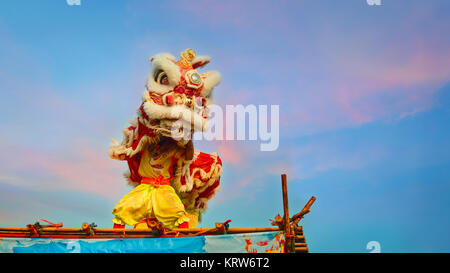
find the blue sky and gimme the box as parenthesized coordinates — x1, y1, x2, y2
(0, 0, 449, 252)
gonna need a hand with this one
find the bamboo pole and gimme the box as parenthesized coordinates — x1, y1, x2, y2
(290, 196, 316, 224)
(281, 174, 292, 253)
(0, 227, 285, 237)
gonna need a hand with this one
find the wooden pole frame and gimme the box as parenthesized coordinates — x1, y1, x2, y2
(0, 227, 303, 239)
(0, 173, 313, 254)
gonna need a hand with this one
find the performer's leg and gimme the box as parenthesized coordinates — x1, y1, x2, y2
(151, 185, 190, 229)
(111, 184, 152, 227)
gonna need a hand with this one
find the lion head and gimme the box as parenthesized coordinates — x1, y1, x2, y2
(139, 49, 221, 140)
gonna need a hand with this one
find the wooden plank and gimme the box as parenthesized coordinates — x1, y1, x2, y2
(295, 243, 307, 247)
(293, 226, 303, 233)
(295, 247, 308, 253)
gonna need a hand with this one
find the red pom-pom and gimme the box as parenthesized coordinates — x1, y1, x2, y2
(165, 94, 174, 105)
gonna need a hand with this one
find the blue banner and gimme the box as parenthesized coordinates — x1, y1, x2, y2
(0, 231, 284, 253)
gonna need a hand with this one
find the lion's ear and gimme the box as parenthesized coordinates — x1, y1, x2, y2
(192, 56, 210, 69)
(201, 70, 221, 99)
(149, 53, 176, 63)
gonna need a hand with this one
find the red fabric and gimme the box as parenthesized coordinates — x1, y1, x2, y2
(141, 176, 171, 187)
(113, 223, 125, 229)
(178, 222, 189, 229)
(179, 152, 220, 187)
(139, 103, 150, 121)
(187, 153, 222, 209)
(192, 59, 210, 69)
(192, 152, 214, 174)
(131, 121, 156, 151)
(127, 153, 142, 183)
(125, 120, 158, 184)
(198, 179, 220, 200)
(190, 152, 221, 181)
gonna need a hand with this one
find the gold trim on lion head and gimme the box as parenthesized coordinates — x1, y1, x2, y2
(176, 48, 196, 69)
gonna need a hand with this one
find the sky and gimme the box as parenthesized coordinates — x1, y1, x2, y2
(0, 0, 449, 252)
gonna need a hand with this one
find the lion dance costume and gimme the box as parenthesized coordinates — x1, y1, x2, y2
(109, 49, 222, 229)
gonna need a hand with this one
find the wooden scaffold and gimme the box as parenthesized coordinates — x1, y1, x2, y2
(0, 173, 316, 253)
(271, 174, 316, 253)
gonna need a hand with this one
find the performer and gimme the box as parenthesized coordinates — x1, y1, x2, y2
(109, 49, 222, 229)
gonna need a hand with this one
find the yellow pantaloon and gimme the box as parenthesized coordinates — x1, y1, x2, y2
(112, 183, 190, 229)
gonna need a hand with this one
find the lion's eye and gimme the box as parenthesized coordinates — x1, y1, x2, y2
(154, 69, 169, 85)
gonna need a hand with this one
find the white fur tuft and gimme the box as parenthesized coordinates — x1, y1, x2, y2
(201, 71, 221, 100)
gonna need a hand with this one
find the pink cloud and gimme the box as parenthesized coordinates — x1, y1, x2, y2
(276, 45, 449, 136)
(217, 142, 243, 167)
(0, 139, 124, 199)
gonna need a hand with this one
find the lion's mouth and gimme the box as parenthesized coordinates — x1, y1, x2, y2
(162, 92, 206, 110)
(143, 90, 210, 135)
